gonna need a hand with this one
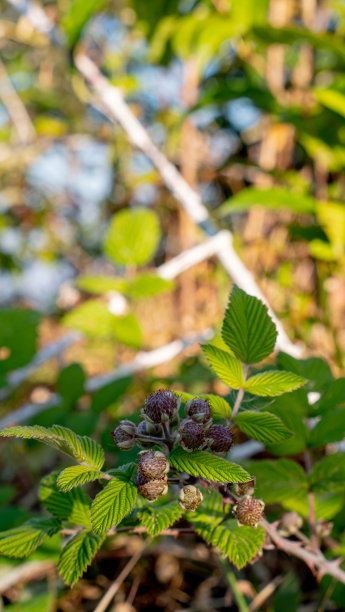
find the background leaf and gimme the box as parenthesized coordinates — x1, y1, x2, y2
(57, 465, 104, 491)
(235, 411, 292, 443)
(103, 207, 161, 266)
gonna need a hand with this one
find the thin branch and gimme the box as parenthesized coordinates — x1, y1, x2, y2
(0, 329, 213, 428)
(93, 544, 148, 612)
(261, 518, 345, 584)
(0, 560, 55, 593)
(0, 331, 81, 401)
(0, 58, 36, 143)
(75, 53, 301, 359)
(86, 328, 213, 392)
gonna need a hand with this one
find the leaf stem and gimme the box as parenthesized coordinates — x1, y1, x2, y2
(231, 364, 248, 421)
(220, 559, 250, 612)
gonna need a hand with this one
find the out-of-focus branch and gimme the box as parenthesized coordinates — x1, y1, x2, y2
(6, 0, 303, 359)
(261, 518, 345, 584)
(0, 58, 36, 143)
(0, 328, 213, 427)
(0, 331, 81, 401)
(86, 328, 213, 392)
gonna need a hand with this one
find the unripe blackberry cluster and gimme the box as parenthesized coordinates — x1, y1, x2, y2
(111, 391, 235, 507)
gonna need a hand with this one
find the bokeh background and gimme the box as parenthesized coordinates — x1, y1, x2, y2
(1, 0, 345, 609)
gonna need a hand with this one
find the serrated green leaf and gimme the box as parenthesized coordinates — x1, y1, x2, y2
(104, 207, 161, 266)
(247, 459, 308, 504)
(0, 518, 60, 558)
(39, 472, 91, 527)
(235, 411, 292, 444)
(0, 425, 104, 470)
(315, 378, 345, 412)
(58, 529, 104, 586)
(309, 454, 345, 493)
(169, 446, 250, 484)
(138, 500, 184, 535)
(172, 390, 232, 419)
(265, 392, 309, 455)
(192, 518, 265, 569)
(277, 352, 333, 393)
(91, 476, 137, 535)
(217, 186, 316, 217)
(245, 371, 307, 396)
(201, 344, 244, 389)
(57, 466, 104, 492)
(221, 286, 277, 364)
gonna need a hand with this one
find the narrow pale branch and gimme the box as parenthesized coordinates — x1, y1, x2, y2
(75, 53, 301, 359)
(86, 328, 213, 392)
(0, 331, 81, 401)
(261, 518, 345, 584)
(0, 59, 36, 143)
(0, 329, 213, 428)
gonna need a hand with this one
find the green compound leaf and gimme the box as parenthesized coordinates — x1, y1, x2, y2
(0, 425, 104, 470)
(234, 411, 292, 444)
(201, 344, 244, 389)
(138, 501, 184, 536)
(247, 459, 308, 504)
(104, 207, 161, 266)
(39, 472, 91, 527)
(221, 286, 277, 364)
(91, 476, 137, 535)
(169, 446, 250, 484)
(58, 529, 104, 586)
(309, 453, 345, 493)
(57, 466, 104, 492)
(0, 517, 61, 558)
(172, 390, 232, 419)
(244, 371, 307, 396)
(192, 518, 265, 569)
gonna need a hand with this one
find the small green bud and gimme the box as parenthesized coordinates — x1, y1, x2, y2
(178, 485, 203, 511)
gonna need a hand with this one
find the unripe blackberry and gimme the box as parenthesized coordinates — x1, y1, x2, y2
(178, 485, 203, 511)
(205, 425, 233, 455)
(234, 477, 256, 497)
(138, 450, 169, 480)
(178, 419, 205, 451)
(316, 519, 333, 538)
(136, 472, 168, 501)
(111, 420, 136, 450)
(142, 390, 180, 424)
(136, 420, 162, 449)
(233, 496, 265, 527)
(277, 512, 303, 537)
(185, 398, 211, 425)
